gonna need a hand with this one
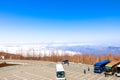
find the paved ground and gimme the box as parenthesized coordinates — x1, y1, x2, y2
(0, 60, 120, 80)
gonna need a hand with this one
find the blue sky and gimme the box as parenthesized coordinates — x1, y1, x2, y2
(0, 0, 120, 44)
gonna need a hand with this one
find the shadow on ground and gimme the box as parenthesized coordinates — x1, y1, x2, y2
(0, 62, 19, 67)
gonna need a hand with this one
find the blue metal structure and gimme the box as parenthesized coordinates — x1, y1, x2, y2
(94, 60, 110, 73)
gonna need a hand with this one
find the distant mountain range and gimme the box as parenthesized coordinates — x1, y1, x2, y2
(0, 42, 120, 55)
(46, 45, 120, 55)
